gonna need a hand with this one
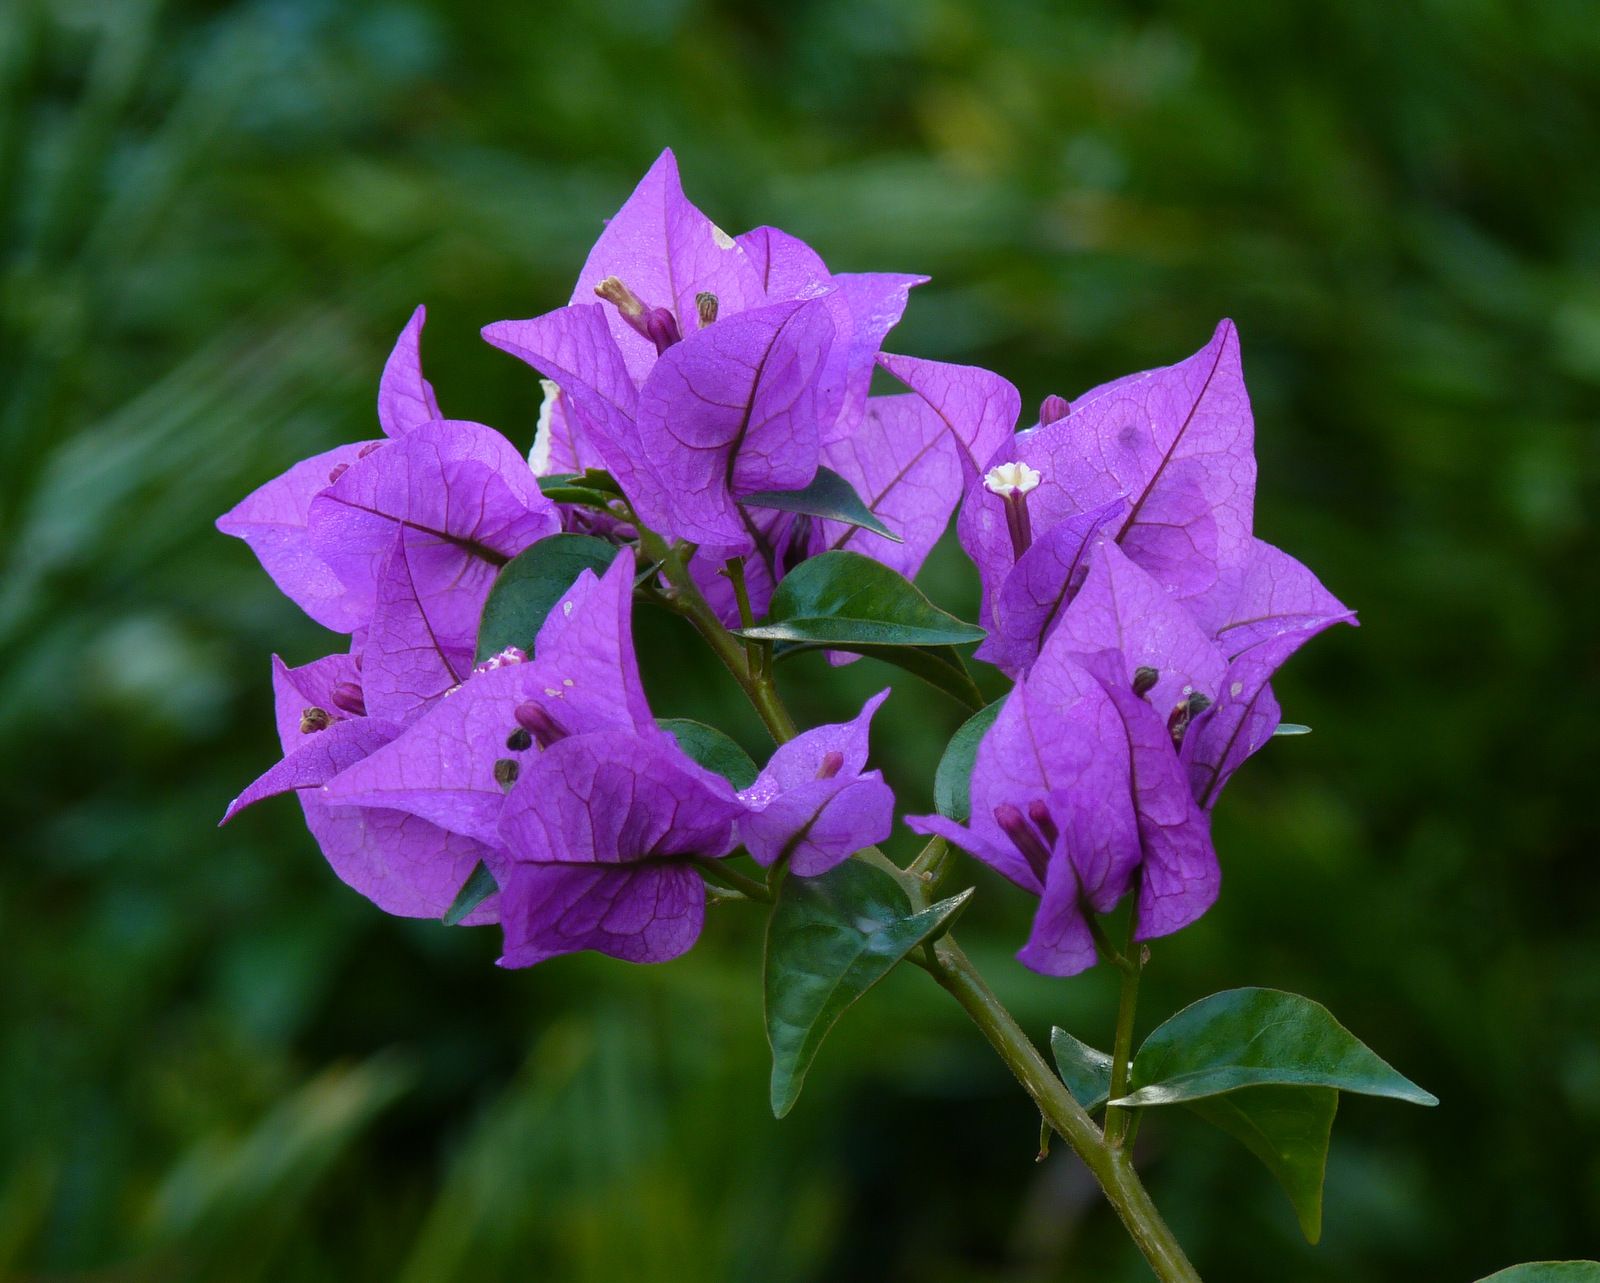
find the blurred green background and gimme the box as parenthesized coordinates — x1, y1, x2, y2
(3, 0, 1597, 1279)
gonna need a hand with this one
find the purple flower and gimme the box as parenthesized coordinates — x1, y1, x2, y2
(219, 308, 559, 636)
(481, 150, 950, 568)
(220, 652, 504, 922)
(952, 321, 1280, 675)
(911, 541, 1352, 976)
(319, 548, 762, 966)
(736, 689, 895, 875)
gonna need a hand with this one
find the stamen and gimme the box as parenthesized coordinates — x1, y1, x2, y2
(358, 441, 384, 458)
(696, 292, 719, 327)
(1039, 394, 1071, 425)
(300, 706, 332, 733)
(1132, 666, 1159, 698)
(329, 682, 365, 717)
(493, 758, 520, 790)
(327, 462, 349, 485)
(815, 750, 844, 780)
(514, 701, 567, 748)
(506, 727, 533, 752)
(994, 802, 1052, 883)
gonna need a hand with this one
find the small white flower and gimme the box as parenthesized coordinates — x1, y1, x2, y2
(983, 461, 1042, 497)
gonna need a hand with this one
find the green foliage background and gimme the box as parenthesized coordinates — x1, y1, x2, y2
(2, 1, 1596, 1279)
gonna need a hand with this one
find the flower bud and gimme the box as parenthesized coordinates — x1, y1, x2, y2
(815, 750, 844, 780)
(1026, 798, 1059, 847)
(1132, 666, 1159, 697)
(506, 727, 533, 752)
(696, 292, 719, 327)
(493, 758, 520, 790)
(358, 441, 384, 458)
(1039, 394, 1071, 425)
(1166, 688, 1213, 748)
(329, 682, 365, 716)
(994, 802, 1052, 883)
(300, 706, 333, 733)
(642, 307, 682, 354)
(514, 701, 567, 748)
(594, 275, 646, 319)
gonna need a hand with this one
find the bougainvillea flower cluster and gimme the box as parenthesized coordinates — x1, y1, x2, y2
(220, 149, 1352, 977)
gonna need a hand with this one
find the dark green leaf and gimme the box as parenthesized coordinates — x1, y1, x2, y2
(1274, 723, 1312, 736)
(1049, 1026, 1113, 1111)
(476, 534, 619, 662)
(657, 718, 759, 789)
(736, 551, 984, 648)
(1186, 1085, 1338, 1243)
(1475, 1266, 1600, 1282)
(1114, 987, 1439, 1107)
(741, 467, 901, 542)
(765, 859, 972, 1118)
(1050, 1023, 1337, 1244)
(441, 861, 497, 926)
(779, 639, 985, 712)
(934, 696, 1007, 820)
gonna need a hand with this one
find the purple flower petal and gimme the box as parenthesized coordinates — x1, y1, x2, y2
(498, 730, 742, 867)
(378, 305, 442, 437)
(627, 297, 836, 549)
(497, 862, 706, 967)
(816, 394, 964, 583)
(1212, 537, 1357, 654)
(360, 531, 476, 723)
(321, 552, 655, 844)
(221, 715, 402, 823)
(1048, 540, 1229, 715)
(264, 655, 502, 922)
(569, 148, 765, 384)
(216, 442, 378, 632)
(975, 496, 1127, 675)
(1185, 617, 1352, 810)
(876, 351, 1021, 478)
(736, 689, 894, 875)
(308, 420, 558, 622)
(739, 225, 831, 298)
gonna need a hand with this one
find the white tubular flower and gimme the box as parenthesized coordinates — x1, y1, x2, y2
(983, 461, 1042, 498)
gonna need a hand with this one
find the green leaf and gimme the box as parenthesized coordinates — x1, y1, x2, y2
(657, 718, 759, 789)
(1475, 1266, 1600, 1282)
(1114, 987, 1439, 1108)
(1048, 1024, 1338, 1243)
(1049, 1026, 1113, 1111)
(1186, 1085, 1338, 1243)
(736, 551, 985, 648)
(934, 696, 1007, 820)
(765, 859, 972, 1118)
(780, 640, 985, 712)
(741, 467, 901, 542)
(1274, 722, 1312, 736)
(441, 861, 497, 926)
(476, 534, 619, 661)
(537, 469, 624, 509)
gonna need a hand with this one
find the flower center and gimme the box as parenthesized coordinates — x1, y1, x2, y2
(984, 461, 1041, 561)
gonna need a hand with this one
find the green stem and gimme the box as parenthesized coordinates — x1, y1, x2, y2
(640, 529, 797, 744)
(922, 939, 1200, 1283)
(1103, 936, 1143, 1151)
(693, 856, 772, 903)
(723, 555, 764, 671)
